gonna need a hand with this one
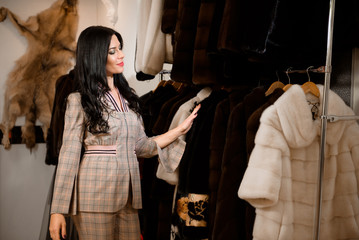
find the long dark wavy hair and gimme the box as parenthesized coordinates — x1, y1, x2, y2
(74, 26, 141, 134)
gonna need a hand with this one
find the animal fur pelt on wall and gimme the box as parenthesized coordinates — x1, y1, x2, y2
(0, 0, 79, 149)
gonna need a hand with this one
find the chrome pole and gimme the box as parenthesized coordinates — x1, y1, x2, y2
(314, 0, 336, 239)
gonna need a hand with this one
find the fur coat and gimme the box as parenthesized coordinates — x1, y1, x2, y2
(238, 84, 359, 240)
(170, 0, 201, 84)
(135, 0, 173, 80)
(212, 87, 266, 240)
(45, 70, 79, 166)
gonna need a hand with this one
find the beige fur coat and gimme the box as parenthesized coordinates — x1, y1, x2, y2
(135, 0, 173, 77)
(238, 85, 359, 240)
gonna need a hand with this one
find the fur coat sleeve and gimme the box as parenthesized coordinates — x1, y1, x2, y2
(238, 108, 289, 208)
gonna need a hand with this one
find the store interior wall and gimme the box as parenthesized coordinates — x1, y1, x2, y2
(0, 0, 159, 239)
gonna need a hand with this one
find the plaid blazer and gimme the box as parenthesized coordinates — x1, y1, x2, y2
(51, 92, 185, 215)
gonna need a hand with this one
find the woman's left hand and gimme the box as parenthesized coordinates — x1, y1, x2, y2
(178, 104, 201, 135)
(153, 104, 200, 149)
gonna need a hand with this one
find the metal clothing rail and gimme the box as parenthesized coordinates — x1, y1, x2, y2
(324, 114, 359, 122)
(159, 69, 171, 81)
(285, 66, 328, 74)
(314, 0, 335, 239)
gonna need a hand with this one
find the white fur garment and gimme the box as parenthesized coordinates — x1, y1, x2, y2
(238, 84, 359, 240)
(135, 0, 173, 76)
(101, 0, 118, 26)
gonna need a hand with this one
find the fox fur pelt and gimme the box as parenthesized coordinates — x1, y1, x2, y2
(0, 0, 78, 149)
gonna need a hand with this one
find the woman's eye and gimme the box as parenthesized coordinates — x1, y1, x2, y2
(109, 50, 115, 55)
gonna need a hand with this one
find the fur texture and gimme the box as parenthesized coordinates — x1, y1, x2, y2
(135, 0, 173, 79)
(238, 85, 359, 240)
(100, 0, 118, 26)
(0, 0, 78, 149)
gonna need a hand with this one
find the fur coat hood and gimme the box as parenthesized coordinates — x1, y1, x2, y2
(238, 84, 359, 240)
(269, 84, 353, 148)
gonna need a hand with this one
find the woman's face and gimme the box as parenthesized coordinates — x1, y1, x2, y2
(106, 34, 124, 76)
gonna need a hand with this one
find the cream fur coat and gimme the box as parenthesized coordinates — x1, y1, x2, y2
(238, 84, 359, 240)
(135, 0, 173, 76)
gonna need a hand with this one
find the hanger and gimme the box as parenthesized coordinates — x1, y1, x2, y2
(265, 71, 285, 96)
(301, 66, 320, 98)
(153, 69, 173, 92)
(283, 67, 293, 91)
(163, 79, 173, 87)
(172, 81, 185, 92)
(152, 80, 166, 93)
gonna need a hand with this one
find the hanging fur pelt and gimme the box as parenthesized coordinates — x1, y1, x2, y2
(0, 0, 78, 149)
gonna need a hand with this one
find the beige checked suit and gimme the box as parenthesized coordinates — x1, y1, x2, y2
(51, 92, 185, 216)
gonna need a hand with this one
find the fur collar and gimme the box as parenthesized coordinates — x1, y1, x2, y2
(261, 84, 355, 148)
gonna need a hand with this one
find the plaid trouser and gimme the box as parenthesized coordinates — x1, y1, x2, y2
(72, 202, 141, 240)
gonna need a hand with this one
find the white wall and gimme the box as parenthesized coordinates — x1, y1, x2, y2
(0, 0, 161, 239)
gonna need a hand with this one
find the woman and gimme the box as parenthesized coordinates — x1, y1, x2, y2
(49, 26, 200, 240)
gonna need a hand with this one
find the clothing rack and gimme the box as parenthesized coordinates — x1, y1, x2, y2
(313, 0, 355, 239)
(314, 1, 359, 238)
(285, 66, 328, 74)
(159, 69, 171, 81)
(324, 114, 359, 122)
(313, 0, 335, 238)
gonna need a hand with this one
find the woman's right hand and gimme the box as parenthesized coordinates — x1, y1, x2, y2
(49, 213, 67, 240)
